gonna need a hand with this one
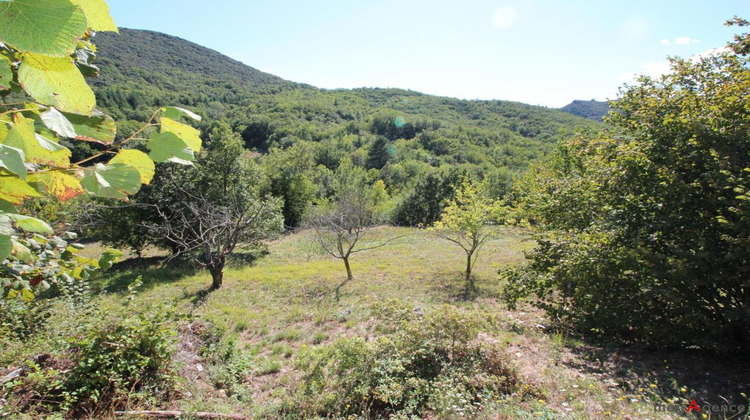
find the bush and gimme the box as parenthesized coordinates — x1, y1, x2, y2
(504, 42, 750, 351)
(4, 305, 178, 417)
(288, 305, 523, 418)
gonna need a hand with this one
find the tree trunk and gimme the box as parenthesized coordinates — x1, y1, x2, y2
(334, 257, 354, 302)
(210, 268, 223, 289)
(466, 252, 474, 290)
(343, 256, 353, 280)
(209, 256, 225, 289)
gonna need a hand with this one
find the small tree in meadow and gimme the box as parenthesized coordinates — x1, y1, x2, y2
(307, 161, 395, 299)
(151, 124, 283, 289)
(433, 179, 498, 290)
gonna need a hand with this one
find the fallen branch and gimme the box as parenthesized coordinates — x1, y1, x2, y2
(114, 410, 248, 419)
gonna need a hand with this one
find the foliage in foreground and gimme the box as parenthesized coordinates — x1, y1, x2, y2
(504, 28, 750, 351)
(0, 0, 201, 303)
(2, 282, 178, 417)
(289, 304, 525, 418)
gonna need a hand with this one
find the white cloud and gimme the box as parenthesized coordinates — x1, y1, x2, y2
(491, 7, 518, 29)
(689, 47, 730, 62)
(675, 36, 700, 45)
(620, 47, 731, 85)
(641, 60, 672, 78)
(660, 36, 700, 46)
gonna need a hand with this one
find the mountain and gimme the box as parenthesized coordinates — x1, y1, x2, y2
(559, 100, 610, 121)
(90, 28, 602, 170)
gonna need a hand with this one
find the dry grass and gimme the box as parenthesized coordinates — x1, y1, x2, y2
(6, 226, 748, 419)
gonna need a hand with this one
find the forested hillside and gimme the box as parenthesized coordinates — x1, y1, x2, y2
(560, 99, 610, 121)
(92, 29, 601, 172)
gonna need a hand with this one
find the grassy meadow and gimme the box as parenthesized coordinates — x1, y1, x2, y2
(2, 227, 747, 419)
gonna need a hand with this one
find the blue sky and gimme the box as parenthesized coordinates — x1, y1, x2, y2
(107, 0, 748, 107)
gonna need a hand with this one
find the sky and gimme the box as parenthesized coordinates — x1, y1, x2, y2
(106, 0, 749, 108)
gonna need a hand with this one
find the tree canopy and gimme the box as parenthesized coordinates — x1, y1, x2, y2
(504, 31, 750, 351)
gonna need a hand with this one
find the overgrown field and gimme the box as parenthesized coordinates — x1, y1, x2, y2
(1, 227, 747, 419)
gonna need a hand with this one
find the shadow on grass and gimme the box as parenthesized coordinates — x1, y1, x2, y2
(560, 339, 750, 417)
(91, 256, 198, 295)
(428, 273, 500, 302)
(226, 248, 269, 268)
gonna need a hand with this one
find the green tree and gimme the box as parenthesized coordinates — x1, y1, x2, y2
(394, 171, 457, 227)
(432, 179, 497, 290)
(307, 161, 395, 299)
(150, 124, 283, 289)
(264, 142, 318, 228)
(365, 136, 392, 170)
(505, 26, 750, 350)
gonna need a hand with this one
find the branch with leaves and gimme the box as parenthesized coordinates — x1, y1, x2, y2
(432, 178, 502, 289)
(0, 0, 203, 300)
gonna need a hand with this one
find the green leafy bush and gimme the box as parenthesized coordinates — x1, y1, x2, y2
(5, 304, 177, 417)
(504, 32, 750, 351)
(289, 305, 523, 418)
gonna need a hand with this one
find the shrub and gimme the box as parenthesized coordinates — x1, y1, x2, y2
(5, 305, 178, 417)
(289, 305, 523, 418)
(505, 38, 750, 352)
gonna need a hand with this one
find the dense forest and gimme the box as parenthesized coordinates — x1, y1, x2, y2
(78, 28, 602, 238)
(91, 29, 600, 169)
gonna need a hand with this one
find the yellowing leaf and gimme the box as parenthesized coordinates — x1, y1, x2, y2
(3, 114, 71, 167)
(12, 238, 34, 263)
(0, 0, 88, 57)
(28, 171, 84, 202)
(161, 117, 201, 152)
(110, 149, 155, 184)
(0, 173, 40, 204)
(4, 213, 54, 234)
(19, 52, 96, 115)
(69, 0, 117, 32)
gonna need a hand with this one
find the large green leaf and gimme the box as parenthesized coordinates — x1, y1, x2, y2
(162, 106, 202, 122)
(18, 52, 96, 115)
(4, 213, 54, 234)
(0, 234, 12, 261)
(3, 114, 71, 167)
(80, 163, 141, 200)
(147, 132, 195, 165)
(69, 0, 117, 32)
(27, 171, 84, 202)
(40, 107, 76, 138)
(161, 117, 201, 152)
(98, 249, 122, 270)
(109, 149, 155, 185)
(0, 0, 87, 58)
(0, 199, 15, 213)
(0, 55, 13, 91)
(0, 144, 26, 179)
(64, 110, 116, 144)
(0, 172, 40, 204)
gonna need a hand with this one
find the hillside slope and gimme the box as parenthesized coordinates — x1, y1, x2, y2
(560, 99, 610, 121)
(91, 29, 601, 170)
